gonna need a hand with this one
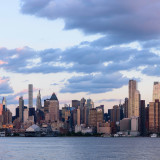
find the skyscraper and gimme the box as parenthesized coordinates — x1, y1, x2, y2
(28, 84, 33, 108)
(124, 98, 128, 118)
(149, 100, 160, 133)
(139, 100, 146, 136)
(48, 93, 59, 122)
(134, 90, 140, 117)
(80, 98, 86, 124)
(19, 96, 24, 123)
(128, 80, 140, 118)
(2, 97, 7, 110)
(36, 90, 42, 110)
(153, 82, 160, 102)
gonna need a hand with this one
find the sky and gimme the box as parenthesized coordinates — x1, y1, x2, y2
(1, 0, 160, 114)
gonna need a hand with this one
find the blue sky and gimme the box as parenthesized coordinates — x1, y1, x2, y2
(1, 0, 160, 114)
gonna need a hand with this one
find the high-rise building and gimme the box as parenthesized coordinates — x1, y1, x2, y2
(128, 80, 140, 118)
(124, 98, 128, 118)
(36, 90, 42, 110)
(110, 105, 121, 122)
(149, 100, 160, 133)
(89, 108, 97, 127)
(139, 100, 146, 136)
(83, 99, 94, 126)
(77, 107, 80, 126)
(134, 90, 140, 117)
(96, 105, 104, 123)
(145, 104, 149, 133)
(2, 97, 7, 110)
(86, 99, 94, 109)
(19, 96, 24, 123)
(28, 84, 33, 108)
(72, 100, 80, 108)
(80, 98, 86, 124)
(23, 108, 29, 123)
(48, 93, 59, 122)
(153, 82, 160, 102)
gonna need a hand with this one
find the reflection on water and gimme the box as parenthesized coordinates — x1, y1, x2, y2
(0, 137, 160, 160)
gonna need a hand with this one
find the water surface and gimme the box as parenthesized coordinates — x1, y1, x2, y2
(0, 137, 159, 160)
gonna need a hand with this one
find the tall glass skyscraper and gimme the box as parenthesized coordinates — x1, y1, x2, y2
(28, 84, 33, 108)
(36, 90, 42, 110)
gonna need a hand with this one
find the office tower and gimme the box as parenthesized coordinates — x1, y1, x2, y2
(2, 97, 6, 110)
(153, 82, 160, 101)
(77, 107, 80, 126)
(19, 96, 24, 123)
(124, 98, 128, 118)
(72, 100, 80, 108)
(149, 100, 160, 133)
(83, 99, 94, 126)
(23, 108, 29, 123)
(96, 105, 104, 123)
(139, 100, 146, 136)
(89, 108, 97, 127)
(128, 80, 140, 118)
(110, 105, 121, 122)
(28, 84, 33, 108)
(44, 99, 50, 113)
(48, 93, 59, 122)
(36, 90, 42, 110)
(134, 90, 140, 117)
(80, 98, 86, 124)
(3, 109, 12, 125)
(72, 109, 77, 126)
(29, 107, 36, 123)
(86, 99, 94, 109)
(145, 105, 149, 133)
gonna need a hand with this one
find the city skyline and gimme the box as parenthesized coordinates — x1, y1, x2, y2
(1, 1, 160, 114)
(0, 80, 160, 116)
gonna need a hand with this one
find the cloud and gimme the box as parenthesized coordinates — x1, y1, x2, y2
(0, 77, 13, 94)
(3, 0, 160, 94)
(96, 99, 121, 103)
(20, 0, 160, 44)
(60, 72, 129, 94)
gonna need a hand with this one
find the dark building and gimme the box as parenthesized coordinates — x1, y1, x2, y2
(104, 113, 110, 122)
(139, 100, 146, 136)
(80, 98, 86, 124)
(19, 96, 24, 123)
(145, 104, 149, 133)
(124, 98, 128, 118)
(29, 107, 36, 123)
(72, 100, 80, 108)
(36, 109, 45, 124)
(107, 109, 112, 121)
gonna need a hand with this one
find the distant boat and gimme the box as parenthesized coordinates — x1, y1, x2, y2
(114, 134, 119, 137)
(0, 131, 5, 137)
(150, 133, 157, 138)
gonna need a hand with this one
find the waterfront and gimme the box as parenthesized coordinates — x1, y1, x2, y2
(0, 137, 160, 160)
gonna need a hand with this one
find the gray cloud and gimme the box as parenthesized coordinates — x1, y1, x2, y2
(3, 0, 160, 94)
(60, 73, 129, 94)
(20, 0, 160, 44)
(0, 77, 13, 94)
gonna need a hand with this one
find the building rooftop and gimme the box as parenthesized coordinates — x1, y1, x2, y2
(50, 93, 58, 101)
